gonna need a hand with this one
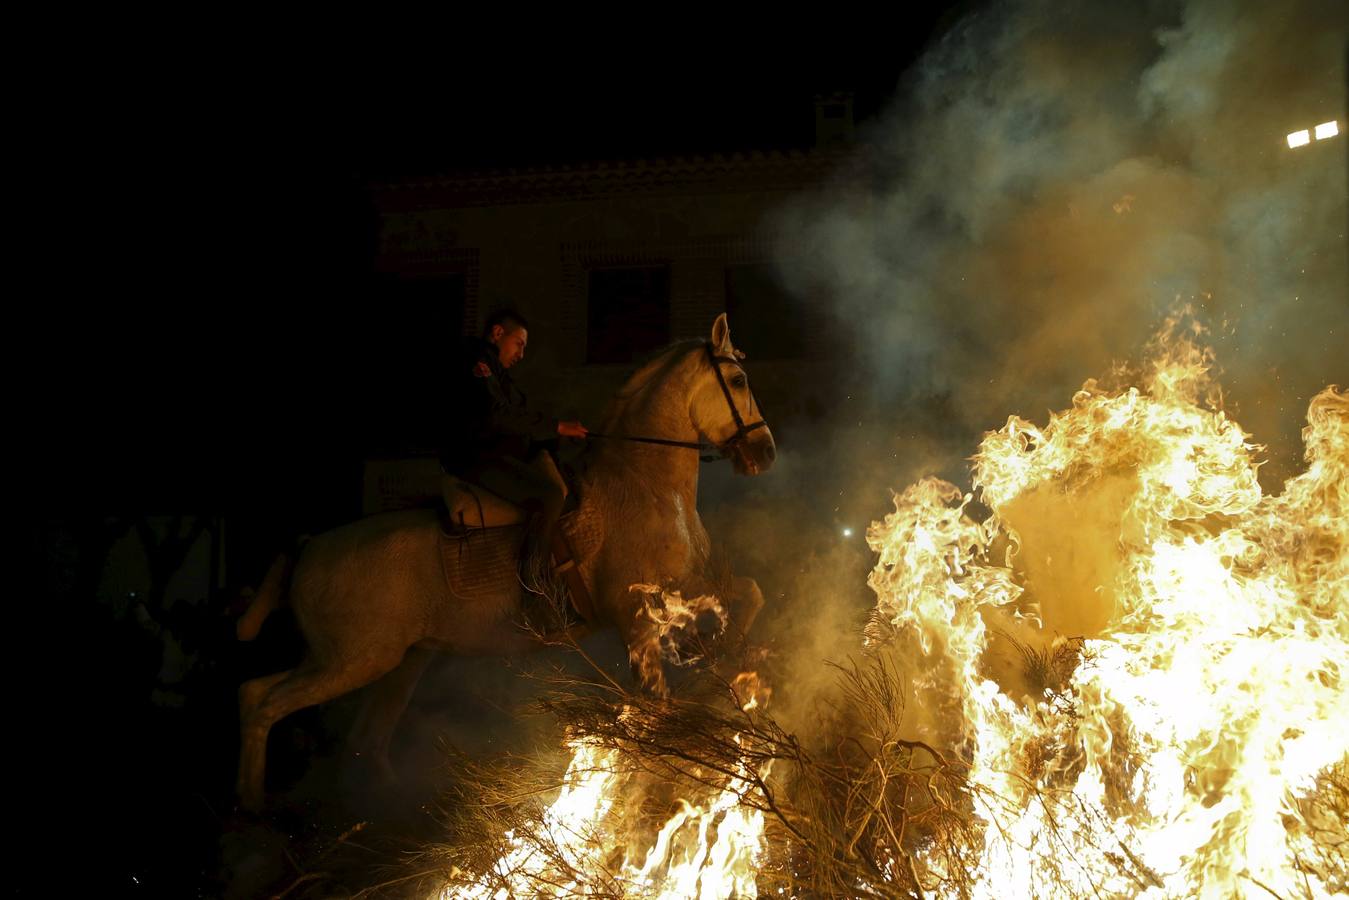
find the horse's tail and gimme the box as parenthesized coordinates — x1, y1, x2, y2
(236, 552, 293, 642)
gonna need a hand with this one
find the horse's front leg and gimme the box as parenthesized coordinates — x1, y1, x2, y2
(675, 566, 762, 646)
(611, 584, 668, 697)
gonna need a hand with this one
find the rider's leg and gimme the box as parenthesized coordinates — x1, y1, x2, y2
(437, 475, 460, 532)
(461, 455, 565, 568)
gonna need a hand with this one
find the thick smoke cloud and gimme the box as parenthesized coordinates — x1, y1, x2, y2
(775, 0, 1346, 475)
(704, 0, 1346, 734)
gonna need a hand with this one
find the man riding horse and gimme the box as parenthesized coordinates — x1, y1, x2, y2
(235, 313, 775, 810)
(440, 308, 588, 585)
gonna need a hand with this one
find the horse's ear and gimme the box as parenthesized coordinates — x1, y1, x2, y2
(711, 313, 732, 355)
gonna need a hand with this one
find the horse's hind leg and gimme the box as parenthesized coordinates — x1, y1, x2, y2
(348, 646, 435, 782)
(237, 670, 289, 809)
(237, 655, 403, 811)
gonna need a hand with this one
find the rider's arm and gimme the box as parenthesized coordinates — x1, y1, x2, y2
(476, 372, 560, 442)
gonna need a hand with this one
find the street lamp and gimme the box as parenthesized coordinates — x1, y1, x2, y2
(1287, 120, 1340, 148)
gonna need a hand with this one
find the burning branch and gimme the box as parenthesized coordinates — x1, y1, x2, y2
(413, 613, 999, 899)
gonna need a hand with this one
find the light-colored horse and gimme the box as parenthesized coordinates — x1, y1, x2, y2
(235, 314, 776, 810)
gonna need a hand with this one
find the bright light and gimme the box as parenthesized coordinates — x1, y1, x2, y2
(842, 527, 854, 538)
(1287, 129, 1311, 148)
(1314, 120, 1339, 140)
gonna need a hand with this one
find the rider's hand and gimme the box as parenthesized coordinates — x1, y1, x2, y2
(557, 420, 588, 439)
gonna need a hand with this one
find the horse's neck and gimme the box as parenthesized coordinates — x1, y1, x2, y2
(585, 348, 702, 510)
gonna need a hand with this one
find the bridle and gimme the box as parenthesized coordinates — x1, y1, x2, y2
(703, 341, 768, 455)
(587, 342, 768, 462)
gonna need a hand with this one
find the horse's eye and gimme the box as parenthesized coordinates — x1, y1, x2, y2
(732, 376, 747, 389)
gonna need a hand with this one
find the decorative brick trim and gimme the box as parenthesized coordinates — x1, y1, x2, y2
(376, 245, 481, 336)
(371, 149, 862, 211)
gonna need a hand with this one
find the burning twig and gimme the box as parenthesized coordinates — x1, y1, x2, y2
(415, 615, 992, 899)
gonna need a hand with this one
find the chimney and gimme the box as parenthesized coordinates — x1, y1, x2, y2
(814, 91, 855, 148)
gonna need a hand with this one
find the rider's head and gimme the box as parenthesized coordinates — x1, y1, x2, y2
(484, 309, 529, 369)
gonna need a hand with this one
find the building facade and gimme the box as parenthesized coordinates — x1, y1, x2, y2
(362, 111, 864, 513)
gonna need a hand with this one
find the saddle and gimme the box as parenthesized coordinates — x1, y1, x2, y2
(441, 478, 530, 529)
(440, 451, 582, 528)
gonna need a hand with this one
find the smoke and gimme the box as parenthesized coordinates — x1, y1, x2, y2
(704, 0, 1346, 736)
(776, 0, 1346, 474)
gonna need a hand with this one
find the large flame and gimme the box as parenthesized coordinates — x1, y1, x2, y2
(868, 324, 1348, 897)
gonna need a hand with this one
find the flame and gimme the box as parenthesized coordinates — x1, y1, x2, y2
(441, 592, 770, 899)
(868, 323, 1348, 897)
(631, 742, 770, 900)
(442, 732, 770, 899)
(632, 584, 729, 668)
(732, 672, 770, 713)
(447, 737, 623, 900)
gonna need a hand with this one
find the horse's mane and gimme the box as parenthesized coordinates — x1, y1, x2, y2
(585, 338, 706, 503)
(603, 339, 704, 424)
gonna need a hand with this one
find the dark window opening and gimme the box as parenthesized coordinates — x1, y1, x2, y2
(823, 103, 847, 119)
(587, 266, 671, 364)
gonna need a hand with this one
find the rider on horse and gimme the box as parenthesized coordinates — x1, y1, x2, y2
(440, 308, 588, 576)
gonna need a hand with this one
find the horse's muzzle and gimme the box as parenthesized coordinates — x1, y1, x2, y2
(729, 434, 776, 476)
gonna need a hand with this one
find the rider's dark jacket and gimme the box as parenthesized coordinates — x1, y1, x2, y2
(440, 337, 559, 473)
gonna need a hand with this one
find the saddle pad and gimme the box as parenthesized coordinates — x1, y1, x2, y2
(437, 525, 587, 633)
(438, 526, 522, 599)
(560, 503, 603, 565)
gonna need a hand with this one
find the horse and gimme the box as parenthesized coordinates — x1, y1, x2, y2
(234, 313, 776, 810)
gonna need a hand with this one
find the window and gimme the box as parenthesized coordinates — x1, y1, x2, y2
(587, 266, 671, 364)
(724, 264, 815, 359)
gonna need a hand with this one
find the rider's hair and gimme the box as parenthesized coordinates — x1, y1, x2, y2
(484, 308, 529, 338)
